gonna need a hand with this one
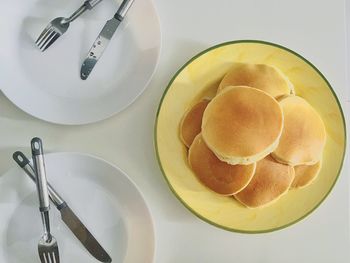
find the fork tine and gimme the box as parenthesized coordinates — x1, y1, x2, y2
(36, 28, 54, 48)
(38, 29, 55, 49)
(39, 31, 57, 51)
(41, 32, 60, 52)
(35, 28, 49, 45)
(43, 252, 48, 263)
(39, 252, 46, 263)
(36, 27, 54, 47)
(50, 252, 55, 263)
(35, 23, 52, 45)
(52, 251, 57, 263)
(54, 248, 60, 263)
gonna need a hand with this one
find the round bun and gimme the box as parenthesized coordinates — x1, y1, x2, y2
(272, 96, 326, 165)
(202, 86, 284, 165)
(217, 63, 294, 98)
(189, 134, 256, 195)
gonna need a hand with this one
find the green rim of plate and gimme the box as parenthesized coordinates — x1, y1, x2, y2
(154, 39, 347, 234)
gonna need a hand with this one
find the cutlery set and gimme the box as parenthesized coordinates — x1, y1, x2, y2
(10, 1, 137, 261)
(36, 0, 134, 80)
(35, 0, 103, 52)
(12, 2, 136, 260)
(13, 138, 112, 263)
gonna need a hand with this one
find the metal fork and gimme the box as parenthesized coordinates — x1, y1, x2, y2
(36, 0, 103, 52)
(31, 138, 60, 263)
(38, 238, 59, 263)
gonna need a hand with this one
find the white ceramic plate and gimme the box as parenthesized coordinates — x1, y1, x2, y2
(0, 0, 161, 125)
(0, 153, 154, 263)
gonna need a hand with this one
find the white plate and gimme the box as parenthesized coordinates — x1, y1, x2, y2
(0, 0, 161, 125)
(0, 153, 155, 262)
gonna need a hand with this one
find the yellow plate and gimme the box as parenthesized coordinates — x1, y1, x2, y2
(155, 40, 346, 233)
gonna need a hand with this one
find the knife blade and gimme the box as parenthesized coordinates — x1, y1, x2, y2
(80, 0, 134, 80)
(60, 203, 112, 263)
(12, 151, 112, 263)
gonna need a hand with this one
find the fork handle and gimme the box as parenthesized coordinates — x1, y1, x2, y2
(64, 0, 103, 24)
(85, 0, 103, 9)
(31, 138, 53, 242)
(31, 138, 50, 212)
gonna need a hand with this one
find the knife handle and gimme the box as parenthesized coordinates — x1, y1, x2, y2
(13, 151, 66, 209)
(85, 0, 103, 10)
(114, 0, 134, 20)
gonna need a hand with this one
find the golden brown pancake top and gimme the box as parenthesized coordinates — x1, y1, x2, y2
(292, 161, 321, 188)
(234, 155, 295, 208)
(217, 63, 294, 98)
(272, 96, 326, 165)
(180, 99, 210, 147)
(202, 86, 283, 164)
(189, 134, 256, 195)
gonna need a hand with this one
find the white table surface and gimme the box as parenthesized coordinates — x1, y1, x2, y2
(0, 0, 349, 262)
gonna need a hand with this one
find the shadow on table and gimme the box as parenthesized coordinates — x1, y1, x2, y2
(0, 92, 34, 122)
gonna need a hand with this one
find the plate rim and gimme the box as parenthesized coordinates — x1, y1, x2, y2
(154, 39, 347, 234)
(0, 0, 162, 125)
(50, 151, 156, 261)
(2, 151, 156, 262)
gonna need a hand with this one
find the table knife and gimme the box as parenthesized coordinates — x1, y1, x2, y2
(13, 151, 112, 263)
(80, 0, 134, 80)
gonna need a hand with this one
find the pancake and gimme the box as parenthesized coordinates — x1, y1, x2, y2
(201, 86, 284, 165)
(217, 63, 294, 98)
(234, 155, 295, 208)
(189, 134, 256, 195)
(180, 99, 210, 147)
(292, 161, 322, 189)
(272, 96, 326, 165)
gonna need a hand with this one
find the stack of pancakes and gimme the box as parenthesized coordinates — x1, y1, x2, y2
(180, 63, 326, 208)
